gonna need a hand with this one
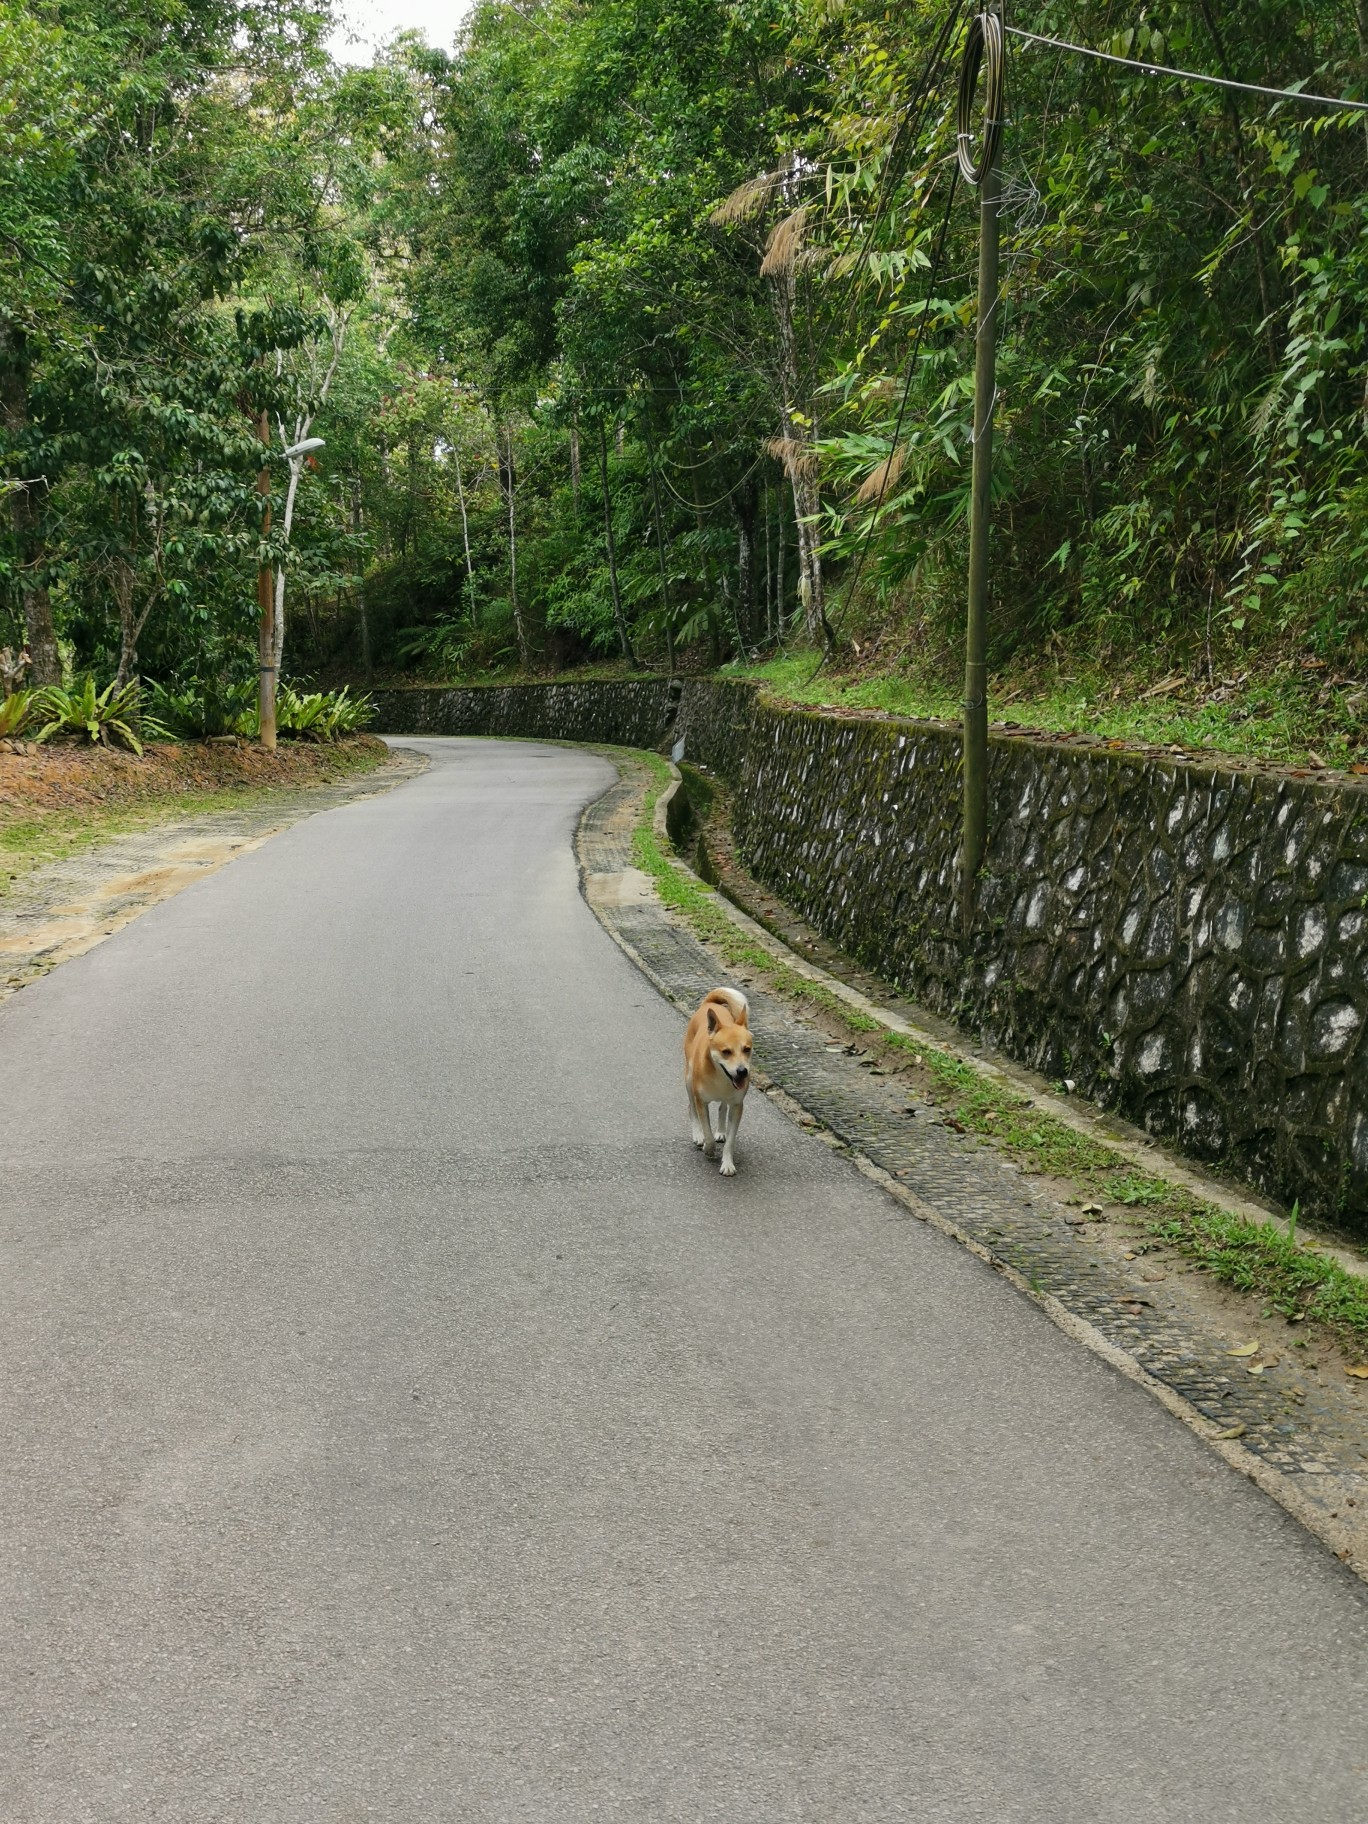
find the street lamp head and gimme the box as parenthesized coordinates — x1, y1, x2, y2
(283, 436, 326, 459)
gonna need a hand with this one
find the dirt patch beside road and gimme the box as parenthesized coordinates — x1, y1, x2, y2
(0, 736, 389, 893)
(0, 739, 425, 1000)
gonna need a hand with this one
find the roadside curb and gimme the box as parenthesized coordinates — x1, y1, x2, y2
(580, 751, 1368, 1585)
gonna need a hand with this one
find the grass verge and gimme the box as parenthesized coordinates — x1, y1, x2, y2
(627, 749, 1368, 1360)
(732, 652, 1368, 772)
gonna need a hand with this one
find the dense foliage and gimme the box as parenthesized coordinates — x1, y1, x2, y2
(6, 1, 1368, 701)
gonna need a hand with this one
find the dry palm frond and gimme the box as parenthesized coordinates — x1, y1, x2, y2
(709, 168, 783, 226)
(854, 444, 907, 506)
(766, 435, 820, 482)
(760, 206, 809, 277)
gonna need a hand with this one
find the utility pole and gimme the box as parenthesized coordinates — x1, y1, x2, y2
(958, 6, 1006, 932)
(255, 410, 276, 750)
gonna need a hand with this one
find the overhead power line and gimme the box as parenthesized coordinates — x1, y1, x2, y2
(1005, 25, 1368, 114)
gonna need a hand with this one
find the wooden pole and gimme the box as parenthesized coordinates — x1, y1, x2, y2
(255, 410, 277, 749)
(959, 7, 1005, 932)
(960, 156, 999, 926)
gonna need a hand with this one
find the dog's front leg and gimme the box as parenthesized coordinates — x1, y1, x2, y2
(719, 1099, 743, 1176)
(690, 1090, 715, 1156)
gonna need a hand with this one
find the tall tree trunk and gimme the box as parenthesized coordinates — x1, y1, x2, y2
(773, 484, 786, 637)
(763, 481, 773, 644)
(769, 270, 829, 649)
(454, 452, 477, 627)
(255, 409, 277, 749)
(352, 477, 372, 682)
(501, 425, 529, 667)
(0, 320, 60, 685)
(113, 554, 141, 690)
(687, 451, 723, 665)
(645, 430, 674, 673)
(597, 421, 635, 665)
(732, 479, 758, 651)
(569, 419, 581, 516)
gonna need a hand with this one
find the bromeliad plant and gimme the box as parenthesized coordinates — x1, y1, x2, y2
(31, 678, 146, 754)
(274, 685, 373, 741)
(143, 676, 256, 741)
(0, 689, 36, 738)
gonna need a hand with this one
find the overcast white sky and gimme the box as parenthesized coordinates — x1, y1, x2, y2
(327, 1, 476, 65)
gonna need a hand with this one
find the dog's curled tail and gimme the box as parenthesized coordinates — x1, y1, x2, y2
(703, 986, 750, 1027)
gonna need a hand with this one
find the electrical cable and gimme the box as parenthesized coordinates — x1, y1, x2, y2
(957, 9, 1007, 184)
(1005, 24, 1368, 114)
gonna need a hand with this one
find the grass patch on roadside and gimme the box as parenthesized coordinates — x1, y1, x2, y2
(732, 652, 1365, 771)
(890, 1031, 1368, 1351)
(627, 747, 1368, 1357)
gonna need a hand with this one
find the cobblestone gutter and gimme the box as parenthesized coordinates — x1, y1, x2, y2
(577, 752, 1368, 1583)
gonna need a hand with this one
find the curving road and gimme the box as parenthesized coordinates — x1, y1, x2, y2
(3, 737, 1367, 1822)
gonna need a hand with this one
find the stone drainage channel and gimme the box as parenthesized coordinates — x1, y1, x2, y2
(578, 752, 1368, 1581)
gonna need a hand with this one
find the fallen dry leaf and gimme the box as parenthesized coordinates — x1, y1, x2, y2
(1211, 1423, 1247, 1440)
(1081, 1201, 1102, 1216)
(1247, 1362, 1267, 1375)
(1346, 1365, 1368, 1379)
(1226, 1341, 1259, 1357)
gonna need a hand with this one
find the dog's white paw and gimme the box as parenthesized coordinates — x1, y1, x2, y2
(718, 1157, 737, 1177)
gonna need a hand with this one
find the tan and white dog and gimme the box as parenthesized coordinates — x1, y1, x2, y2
(684, 987, 752, 1176)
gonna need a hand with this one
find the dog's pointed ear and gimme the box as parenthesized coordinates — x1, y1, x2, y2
(706, 1005, 720, 1033)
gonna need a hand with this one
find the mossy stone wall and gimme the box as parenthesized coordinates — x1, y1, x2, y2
(372, 676, 1368, 1232)
(370, 680, 674, 749)
(677, 679, 1368, 1233)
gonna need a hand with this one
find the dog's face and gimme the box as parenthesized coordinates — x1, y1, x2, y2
(707, 1005, 752, 1087)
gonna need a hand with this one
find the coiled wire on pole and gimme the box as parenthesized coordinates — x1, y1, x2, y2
(956, 10, 1006, 185)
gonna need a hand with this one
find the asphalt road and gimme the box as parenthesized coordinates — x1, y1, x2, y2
(3, 736, 1368, 1823)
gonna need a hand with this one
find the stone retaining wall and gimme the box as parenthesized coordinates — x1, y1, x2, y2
(369, 680, 674, 749)
(374, 678, 1368, 1233)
